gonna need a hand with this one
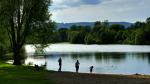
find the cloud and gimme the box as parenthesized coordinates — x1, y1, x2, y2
(50, 0, 150, 23)
(81, 0, 101, 5)
(50, 0, 111, 10)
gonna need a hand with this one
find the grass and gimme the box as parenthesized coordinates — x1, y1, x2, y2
(1, 61, 150, 84)
(0, 61, 55, 84)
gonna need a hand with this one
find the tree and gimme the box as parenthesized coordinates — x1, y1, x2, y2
(146, 17, 150, 24)
(0, 0, 52, 65)
(0, 23, 9, 59)
(85, 33, 95, 44)
(109, 24, 125, 31)
(57, 28, 68, 42)
(93, 21, 102, 32)
(27, 21, 56, 44)
(68, 31, 79, 44)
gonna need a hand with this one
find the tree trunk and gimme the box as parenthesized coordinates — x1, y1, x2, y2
(13, 47, 22, 65)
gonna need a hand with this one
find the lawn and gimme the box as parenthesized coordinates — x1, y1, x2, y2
(0, 61, 55, 84)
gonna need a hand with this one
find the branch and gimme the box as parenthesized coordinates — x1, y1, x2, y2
(19, 2, 35, 49)
(9, 16, 17, 49)
(17, 7, 21, 45)
(6, 27, 13, 48)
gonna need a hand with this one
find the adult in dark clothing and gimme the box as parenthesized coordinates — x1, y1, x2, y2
(75, 60, 80, 73)
(58, 57, 62, 72)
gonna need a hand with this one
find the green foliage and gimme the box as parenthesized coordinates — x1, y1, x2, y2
(68, 31, 80, 43)
(57, 28, 68, 42)
(67, 25, 91, 44)
(27, 21, 56, 44)
(0, 0, 53, 64)
(85, 33, 96, 44)
(109, 24, 125, 31)
(54, 17, 150, 45)
(0, 20, 10, 59)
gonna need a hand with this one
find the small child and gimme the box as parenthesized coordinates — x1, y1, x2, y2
(90, 66, 94, 73)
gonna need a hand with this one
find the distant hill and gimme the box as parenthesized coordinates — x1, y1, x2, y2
(56, 22, 132, 29)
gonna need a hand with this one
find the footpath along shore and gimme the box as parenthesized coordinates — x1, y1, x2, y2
(46, 71, 150, 84)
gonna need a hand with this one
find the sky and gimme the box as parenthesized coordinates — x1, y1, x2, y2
(50, 0, 150, 23)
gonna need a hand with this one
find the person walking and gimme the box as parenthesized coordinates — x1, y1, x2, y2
(58, 57, 62, 72)
(75, 60, 80, 73)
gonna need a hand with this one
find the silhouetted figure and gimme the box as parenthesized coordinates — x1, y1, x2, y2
(75, 60, 80, 73)
(90, 66, 94, 73)
(58, 57, 62, 72)
(34, 64, 40, 71)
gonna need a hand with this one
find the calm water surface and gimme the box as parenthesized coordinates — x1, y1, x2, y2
(25, 44, 150, 75)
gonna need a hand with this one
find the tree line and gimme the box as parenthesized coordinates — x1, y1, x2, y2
(53, 17, 150, 45)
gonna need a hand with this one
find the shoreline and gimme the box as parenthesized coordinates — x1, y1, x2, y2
(47, 71, 150, 84)
(1, 61, 150, 84)
(48, 71, 150, 78)
(48, 70, 150, 76)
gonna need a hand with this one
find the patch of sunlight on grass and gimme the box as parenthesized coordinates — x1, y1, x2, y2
(0, 61, 55, 84)
(0, 64, 14, 68)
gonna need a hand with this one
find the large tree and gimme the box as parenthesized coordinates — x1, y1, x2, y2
(0, 0, 52, 65)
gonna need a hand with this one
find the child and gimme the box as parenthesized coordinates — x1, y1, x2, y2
(58, 57, 62, 72)
(90, 66, 94, 73)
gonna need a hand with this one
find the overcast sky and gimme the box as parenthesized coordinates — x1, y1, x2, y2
(50, 0, 150, 23)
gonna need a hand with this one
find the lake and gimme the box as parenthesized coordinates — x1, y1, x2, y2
(25, 43, 150, 75)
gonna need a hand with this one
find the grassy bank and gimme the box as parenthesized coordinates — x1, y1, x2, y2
(0, 61, 55, 84)
(1, 61, 150, 84)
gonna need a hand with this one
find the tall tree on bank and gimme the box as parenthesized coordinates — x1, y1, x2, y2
(0, 0, 52, 65)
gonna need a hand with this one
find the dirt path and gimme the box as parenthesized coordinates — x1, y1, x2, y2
(46, 72, 150, 84)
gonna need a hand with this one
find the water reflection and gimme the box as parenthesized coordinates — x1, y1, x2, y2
(70, 53, 93, 60)
(25, 52, 150, 75)
(94, 53, 126, 63)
